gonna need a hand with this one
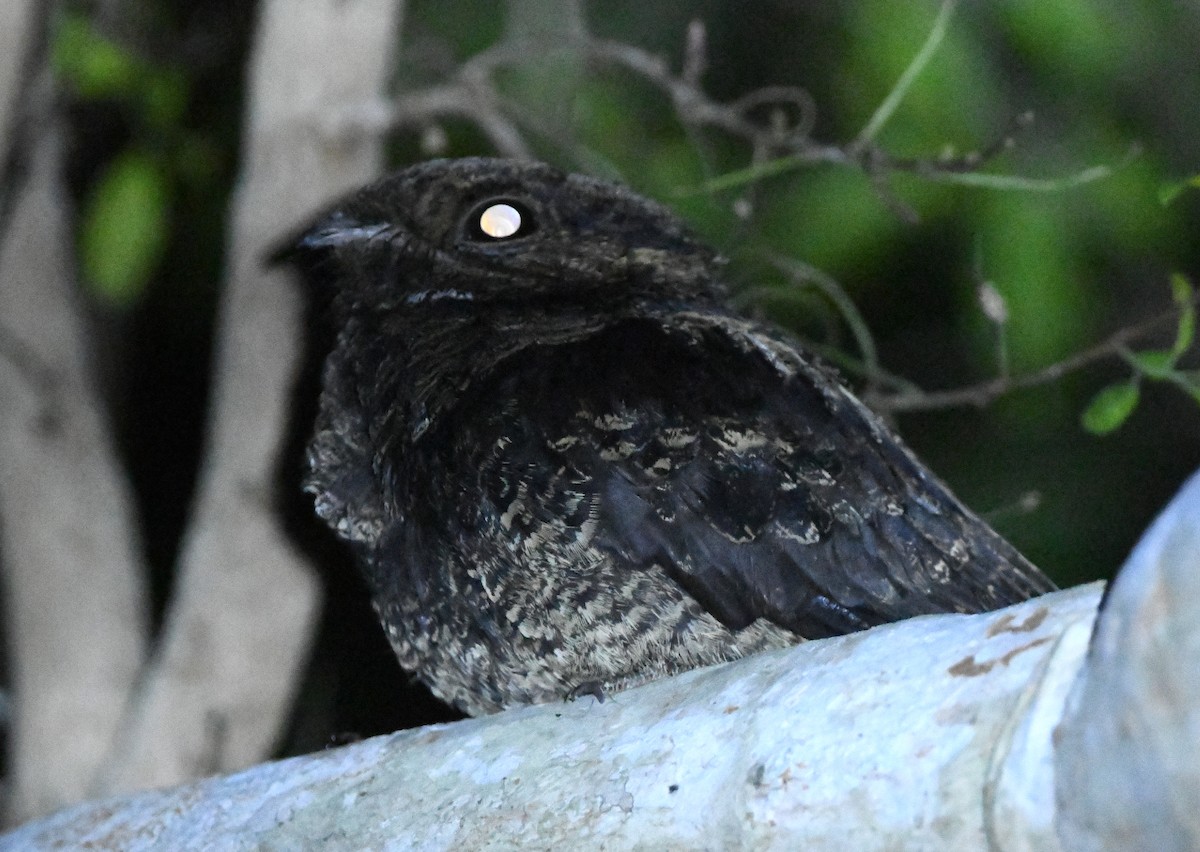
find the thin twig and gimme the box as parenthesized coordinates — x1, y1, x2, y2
(853, 0, 959, 150)
(381, 34, 826, 173)
(908, 158, 1128, 192)
(682, 19, 707, 88)
(865, 296, 1198, 413)
(766, 255, 882, 390)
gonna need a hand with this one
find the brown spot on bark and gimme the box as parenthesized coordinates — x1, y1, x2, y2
(987, 606, 1049, 638)
(948, 636, 1053, 676)
(949, 655, 992, 677)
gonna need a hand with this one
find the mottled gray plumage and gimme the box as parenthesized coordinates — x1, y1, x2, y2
(287, 157, 1055, 716)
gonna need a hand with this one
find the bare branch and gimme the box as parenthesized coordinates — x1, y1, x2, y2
(15, 470, 1200, 849)
(0, 582, 1108, 850)
(353, 84, 532, 158)
(358, 30, 821, 170)
(907, 152, 1135, 193)
(1057, 468, 1200, 849)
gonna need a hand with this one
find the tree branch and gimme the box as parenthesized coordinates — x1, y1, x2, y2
(10, 467, 1200, 848)
(0, 584, 1101, 848)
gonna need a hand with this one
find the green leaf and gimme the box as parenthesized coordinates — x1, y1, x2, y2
(1176, 308, 1196, 357)
(1081, 380, 1140, 435)
(52, 13, 141, 100)
(1158, 174, 1200, 206)
(1169, 273, 1196, 356)
(1125, 348, 1177, 379)
(1172, 272, 1194, 306)
(79, 151, 171, 307)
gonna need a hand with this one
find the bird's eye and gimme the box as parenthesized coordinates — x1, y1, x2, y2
(467, 199, 535, 241)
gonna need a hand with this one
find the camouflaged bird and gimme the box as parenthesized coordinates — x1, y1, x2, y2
(287, 157, 1055, 717)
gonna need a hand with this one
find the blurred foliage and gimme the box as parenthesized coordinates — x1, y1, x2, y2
(59, 0, 1200, 594)
(1159, 173, 1200, 207)
(78, 149, 170, 305)
(53, 9, 222, 306)
(52, 0, 250, 609)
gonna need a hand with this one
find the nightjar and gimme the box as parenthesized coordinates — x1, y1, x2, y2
(285, 157, 1055, 717)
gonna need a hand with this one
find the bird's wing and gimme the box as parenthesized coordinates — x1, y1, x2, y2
(430, 316, 1056, 641)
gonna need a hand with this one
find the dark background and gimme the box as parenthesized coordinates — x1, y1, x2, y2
(53, 0, 1200, 745)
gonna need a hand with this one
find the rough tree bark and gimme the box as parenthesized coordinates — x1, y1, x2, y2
(4, 470, 1196, 850)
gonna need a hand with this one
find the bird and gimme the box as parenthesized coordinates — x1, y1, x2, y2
(284, 157, 1056, 717)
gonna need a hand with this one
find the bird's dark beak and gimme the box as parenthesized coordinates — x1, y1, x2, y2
(266, 212, 397, 268)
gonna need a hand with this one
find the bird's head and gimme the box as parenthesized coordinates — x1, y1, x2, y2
(283, 157, 726, 317)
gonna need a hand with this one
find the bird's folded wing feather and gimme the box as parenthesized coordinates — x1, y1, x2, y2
(441, 318, 1055, 641)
